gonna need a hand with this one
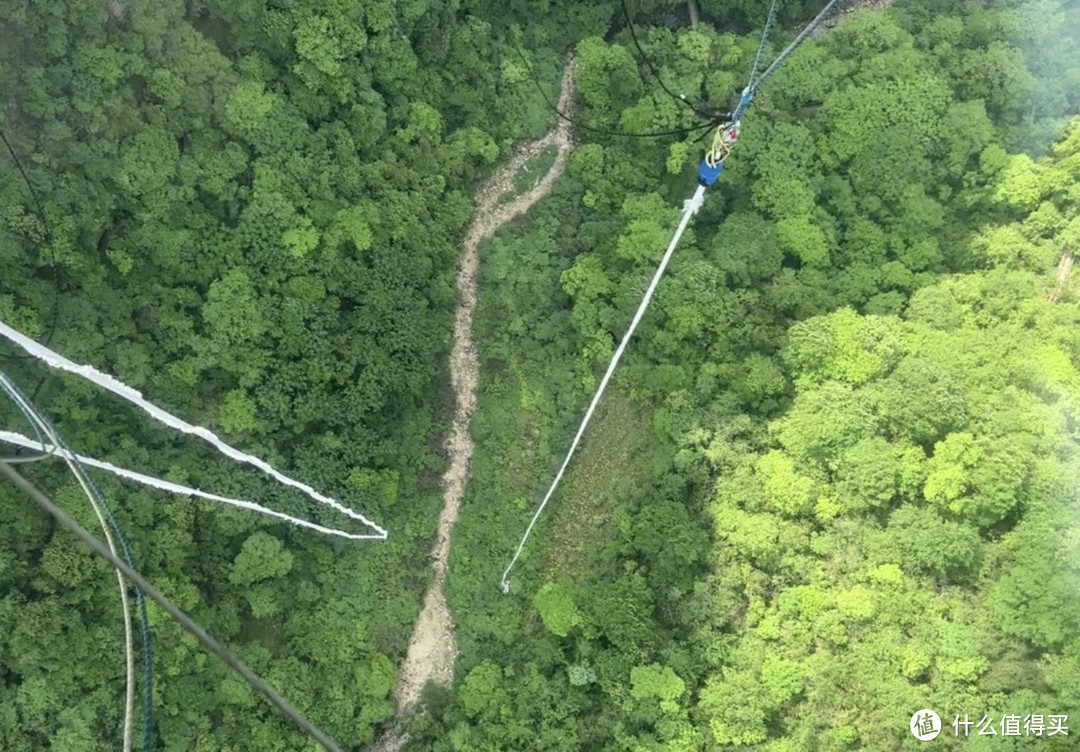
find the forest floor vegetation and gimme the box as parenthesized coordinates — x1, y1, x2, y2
(542, 394, 651, 580)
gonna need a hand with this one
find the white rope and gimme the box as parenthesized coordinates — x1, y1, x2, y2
(500, 186, 706, 593)
(0, 372, 135, 751)
(0, 429, 387, 540)
(0, 319, 387, 539)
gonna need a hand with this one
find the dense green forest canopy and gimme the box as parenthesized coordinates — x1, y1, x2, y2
(1, 0, 1080, 749)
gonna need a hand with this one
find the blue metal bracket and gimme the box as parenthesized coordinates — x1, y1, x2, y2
(698, 159, 724, 187)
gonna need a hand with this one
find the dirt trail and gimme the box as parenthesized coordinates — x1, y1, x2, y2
(1049, 247, 1074, 303)
(372, 55, 577, 751)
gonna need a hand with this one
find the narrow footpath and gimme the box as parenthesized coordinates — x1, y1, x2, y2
(373, 54, 577, 751)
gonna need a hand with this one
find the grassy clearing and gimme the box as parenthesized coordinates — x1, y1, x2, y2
(541, 390, 653, 580)
(498, 145, 558, 206)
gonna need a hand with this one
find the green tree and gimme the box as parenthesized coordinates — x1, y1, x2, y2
(533, 581, 581, 637)
(229, 532, 294, 587)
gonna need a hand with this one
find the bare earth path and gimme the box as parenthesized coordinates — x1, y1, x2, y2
(372, 55, 576, 751)
(1049, 247, 1074, 303)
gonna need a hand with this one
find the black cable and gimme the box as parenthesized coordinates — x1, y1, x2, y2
(0, 368, 154, 749)
(0, 446, 56, 463)
(618, 0, 720, 122)
(0, 462, 344, 752)
(511, 42, 723, 141)
(0, 127, 61, 360)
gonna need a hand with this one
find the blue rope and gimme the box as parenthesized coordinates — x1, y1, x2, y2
(76, 457, 155, 752)
(748, 0, 781, 90)
(0, 372, 154, 751)
(699, 0, 847, 187)
(750, 0, 847, 96)
(2, 377, 47, 453)
(733, 87, 755, 122)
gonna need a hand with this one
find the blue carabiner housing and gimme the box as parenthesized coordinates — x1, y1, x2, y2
(698, 159, 724, 187)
